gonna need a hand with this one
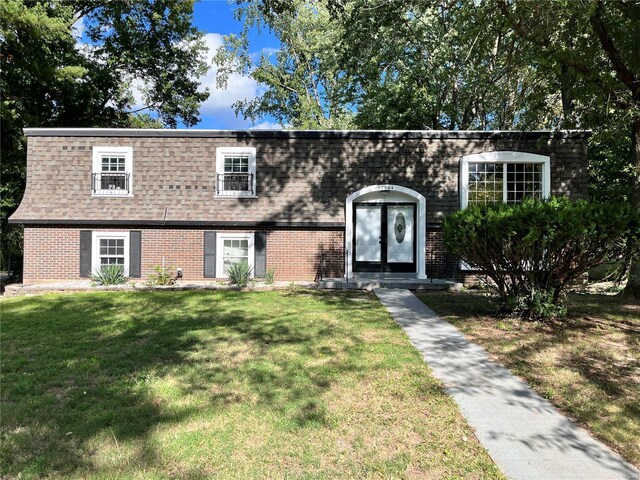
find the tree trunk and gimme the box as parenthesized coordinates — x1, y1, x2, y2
(623, 114, 640, 298)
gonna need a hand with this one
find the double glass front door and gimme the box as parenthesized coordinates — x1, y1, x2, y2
(353, 203, 416, 272)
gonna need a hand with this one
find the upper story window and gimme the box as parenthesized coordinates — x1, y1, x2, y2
(215, 147, 257, 197)
(92, 146, 133, 196)
(460, 151, 550, 209)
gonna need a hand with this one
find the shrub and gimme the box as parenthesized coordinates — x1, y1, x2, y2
(145, 264, 176, 286)
(443, 197, 639, 320)
(265, 268, 275, 285)
(226, 262, 253, 287)
(90, 265, 128, 285)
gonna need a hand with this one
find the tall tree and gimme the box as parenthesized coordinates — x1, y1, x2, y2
(215, 0, 354, 129)
(494, 0, 640, 295)
(0, 0, 209, 274)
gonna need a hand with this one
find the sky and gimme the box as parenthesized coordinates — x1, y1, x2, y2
(188, 0, 281, 130)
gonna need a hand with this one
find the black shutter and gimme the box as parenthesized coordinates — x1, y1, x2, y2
(79, 230, 92, 277)
(254, 231, 267, 277)
(204, 231, 216, 278)
(129, 231, 141, 278)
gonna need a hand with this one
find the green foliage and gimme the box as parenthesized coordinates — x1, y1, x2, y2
(226, 262, 253, 287)
(145, 265, 176, 286)
(265, 268, 276, 285)
(0, 0, 209, 275)
(90, 265, 128, 286)
(215, 0, 354, 129)
(443, 197, 639, 320)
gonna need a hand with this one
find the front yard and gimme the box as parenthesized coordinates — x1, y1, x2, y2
(1, 290, 503, 479)
(415, 290, 640, 467)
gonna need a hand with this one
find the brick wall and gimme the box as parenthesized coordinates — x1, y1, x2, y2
(23, 227, 79, 281)
(22, 226, 345, 284)
(266, 230, 344, 281)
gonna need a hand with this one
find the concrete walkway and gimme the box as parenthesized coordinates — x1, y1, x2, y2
(375, 288, 639, 480)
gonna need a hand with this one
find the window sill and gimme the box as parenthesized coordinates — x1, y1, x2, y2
(214, 194, 258, 199)
(91, 193, 135, 198)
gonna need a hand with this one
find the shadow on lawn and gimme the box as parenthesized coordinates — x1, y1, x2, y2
(416, 290, 640, 468)
(1, 290, 377, 477)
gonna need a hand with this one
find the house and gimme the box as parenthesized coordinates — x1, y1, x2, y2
(9, 128, 590, 284)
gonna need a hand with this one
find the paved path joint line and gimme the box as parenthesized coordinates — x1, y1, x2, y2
(374, 288, 639, 480)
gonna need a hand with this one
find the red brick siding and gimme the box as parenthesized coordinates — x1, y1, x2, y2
(22, 226, 345, 284)
(266, 230, 344, 281)
(23, 227, 79, 280)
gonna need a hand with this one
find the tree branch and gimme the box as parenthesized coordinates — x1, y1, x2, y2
(590, 0, 638, 95)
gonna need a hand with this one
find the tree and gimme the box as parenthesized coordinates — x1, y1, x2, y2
(215, 0, 354, 129)
(494, 0, 640, 296)
(0, 0, 209, 274)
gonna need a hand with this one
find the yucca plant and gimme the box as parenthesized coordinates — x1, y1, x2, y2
(90, 264, 128, 285)
(226, 262, 253, 287)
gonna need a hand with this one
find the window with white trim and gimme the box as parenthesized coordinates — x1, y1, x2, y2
(92, 231, 130, 275)
(92, 146, 133, 196)
(459, 151, 551, 270)
(460, 151, 550, 209)
(215, 147, 256, 197)
(216, 233, 254, 277)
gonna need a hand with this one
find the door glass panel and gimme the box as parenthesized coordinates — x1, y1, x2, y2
(355, 205, 381, 262)
(387, 205, 414, 263)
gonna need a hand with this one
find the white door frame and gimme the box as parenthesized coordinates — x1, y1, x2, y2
(345, 184, 426, 279)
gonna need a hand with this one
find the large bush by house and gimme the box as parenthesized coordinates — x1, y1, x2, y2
(443, 197, 639, 319)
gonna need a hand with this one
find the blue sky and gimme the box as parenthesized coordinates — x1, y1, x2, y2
(188, 0, 281, 129)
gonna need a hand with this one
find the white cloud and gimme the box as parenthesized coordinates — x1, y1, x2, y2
(250, 121, 283, 130)
(74, 28, 272, 127)
(198, 33, 261, 116)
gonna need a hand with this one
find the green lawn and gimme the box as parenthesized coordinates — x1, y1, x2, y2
(1, 290, 503, 479)
(415, 290, 640, 467)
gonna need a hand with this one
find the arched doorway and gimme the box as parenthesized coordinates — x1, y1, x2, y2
(345, 185, 426, 279)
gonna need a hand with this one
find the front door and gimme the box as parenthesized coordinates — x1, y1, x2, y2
(353, 203, 416, 273)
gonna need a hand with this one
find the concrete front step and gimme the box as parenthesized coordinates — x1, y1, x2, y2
(317, 278, 462, 290)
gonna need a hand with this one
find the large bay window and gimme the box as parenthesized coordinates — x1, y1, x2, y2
(460, 151, 550, 209)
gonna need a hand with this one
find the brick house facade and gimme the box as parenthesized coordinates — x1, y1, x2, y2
(10, 129, 589, 284)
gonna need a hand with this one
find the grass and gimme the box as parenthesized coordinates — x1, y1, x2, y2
(415, 289, 640, 467)
(1, 290, 503, 479)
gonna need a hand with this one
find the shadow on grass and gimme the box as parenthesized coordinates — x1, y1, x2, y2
(1, 290, 382, 477)
(415, 289, 640, 467)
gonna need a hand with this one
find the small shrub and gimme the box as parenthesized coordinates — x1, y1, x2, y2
(90, 265, 128, 285)
(226, 262, 252, 287)
(443, 197, 639, 320)
(265, 268, 275, 285)
(145, 264, 176, 286)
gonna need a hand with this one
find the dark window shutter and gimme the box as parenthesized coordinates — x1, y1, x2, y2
(204, 231, 216, 278)
(129, 231, 141, 278)
(254, 231, 267, 277)
(80, 230, 92, 277)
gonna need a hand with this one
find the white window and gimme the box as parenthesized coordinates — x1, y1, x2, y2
(216, 233, 254, 277)
(92, 146, 133, 196)
(92, 231, 130, 275)
(215, 147, 257, 197)
(460, 151, 550, 209)
(459, 151, 551, 270)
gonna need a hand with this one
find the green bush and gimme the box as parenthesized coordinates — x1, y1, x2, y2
(265, 268, 275, 285)
(443, 197, 639, 320)
(145, 264, 176, 286)
(226, 262, 253, 287)
(90, 265, 128, 286)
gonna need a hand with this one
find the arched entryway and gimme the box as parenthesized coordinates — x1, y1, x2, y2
(345, 185, 426, 279)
